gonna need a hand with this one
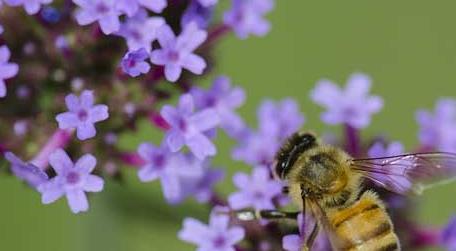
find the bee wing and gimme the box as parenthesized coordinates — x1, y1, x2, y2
(351, 152, 456, 195)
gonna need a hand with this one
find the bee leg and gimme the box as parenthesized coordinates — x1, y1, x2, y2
(305, 222, 320, 250)
(233, 209, 299, 221)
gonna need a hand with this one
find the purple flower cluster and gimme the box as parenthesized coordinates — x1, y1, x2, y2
(1, 1, 455, 251)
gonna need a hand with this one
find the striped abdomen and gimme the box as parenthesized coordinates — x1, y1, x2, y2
(327, 191, 400, 251)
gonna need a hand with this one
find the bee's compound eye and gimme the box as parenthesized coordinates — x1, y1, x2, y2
(299, 133, 316, 145)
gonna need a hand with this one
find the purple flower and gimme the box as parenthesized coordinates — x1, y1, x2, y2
(181, 0, 214, 29)
(38, 149, 104, 214)
(73, 0, 121, 35)
(4, 152, 49, 188)
(257, 98, 305, 141)
(232, 131, 279, 166)
(56, 90, 109, 140)
(121, 48, 151, 77)
(416, 99, 456, 152)
(179, 209, 245, 251)
(117, 9, 165, 52)
(228, 167, 282, 210)
(442, 216, 456, 251)
(179, 162, 224, 203)
(16, 0, 53, 15)
(368, 141, 412, 193)
(160, 94, 219, 160)
(0, 45, 19, 98)
(116, 0, 166, 15)
(310, 73, 383, 129)
(150, 22, 207, 82)
(197, 0, 217, 7)
(137, 143, 204, 203)
(191, 76, 246, 138)
(223, 0, 274, 39)
(282, 214, 330, 251)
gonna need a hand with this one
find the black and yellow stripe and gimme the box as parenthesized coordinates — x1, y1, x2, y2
(327, 191, 400, 251)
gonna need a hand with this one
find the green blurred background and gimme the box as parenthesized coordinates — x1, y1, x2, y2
(1, 1, 456, 250)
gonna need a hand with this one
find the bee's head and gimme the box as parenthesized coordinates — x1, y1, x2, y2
(274, 132, 317, 180)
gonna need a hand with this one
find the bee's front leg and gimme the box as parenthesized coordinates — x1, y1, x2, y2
(233, 209, 299, 221)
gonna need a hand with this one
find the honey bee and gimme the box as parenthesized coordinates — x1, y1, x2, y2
(234, 132, 456, 251)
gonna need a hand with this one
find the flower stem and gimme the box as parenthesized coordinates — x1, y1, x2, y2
(410, 226, 440, 247)
(344, 125, 360, 157)
(203, 24, 231, 48)
(30, 129, 73, 169)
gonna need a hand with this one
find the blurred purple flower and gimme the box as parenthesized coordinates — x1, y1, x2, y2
(117, 9, 165, 52)
(258, 98, 305, 141)
(179, 209, 245, 251)
(160, 94, 220, 160)
(17, 0, 52, 15)
(416, 99, 456, 152)
(191, 76, 246, 138)
(228, 167, 282, 210)
(4, 152, 49, 188)
(38, 149, 104, 214)
(73, 0, 121, 35)
(197, 0, 217, 7)
(181, 0, 213, 29)
(116, 0, 166, 15)
(137, 142, 204, 203)
(368, 141, 412, 193)
(56, 90, 109, 140)
(310, 73, 383, 129)
(179, 161, 224, 203)
(232, 131, 279, 166)
(150, 22, 207, 82)
(121, 48, 151, 77)
(223, 0, 274, 39)
(0, 45, 19, 98)
(442, 216, 456, 251)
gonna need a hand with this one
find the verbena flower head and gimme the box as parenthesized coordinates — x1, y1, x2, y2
(223, 0, 274, 39)
(19, 0, 52, 15)
(56, 90, 109, 140)
(73, 0, 121, 35)
(160, 94, 220, 160)
(181, 0, 214, 29)
(117, 9, 165, 52)
(4, 152, 48, 188)
(137, 142, 204, 203)
(0, 45, 19, 98)
(179, 208, 245, 251)
(38, 149, 104, 214)
(416, 99, 456, 152)
(191, 76, 246, 138)
(310, 73, 383, 129)
(228, 167, 282, 210)
(442, 216, 456, 251)
(258, 98, 305, 141)
(367, 141, 412, 193)
(150, 22, 207, 82)
(121, 48, 151, 77)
